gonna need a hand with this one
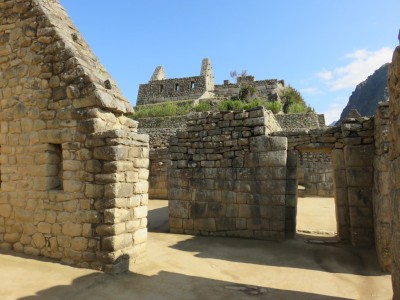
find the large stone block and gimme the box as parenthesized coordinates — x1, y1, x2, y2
(94, 146, 129, 161)
(105, 183, 133, 198)
(102, 233, 133, 251)
(346, 167, 373, 187)
(344, 144, 374, 167)
(169, 200, 189, 218)
(258, 151, 287, 167)
(249, 136, 287, 153)
(348, 187, 373, 207)
(193, 218, 216, 231)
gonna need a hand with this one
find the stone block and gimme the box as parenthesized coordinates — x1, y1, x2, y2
(71, 237, 88, 251)
(169, 200, 189, 218)
(344, 144, 374, 167)
(77, 210, 100, 223)
(15, 209, 33, 222)
(258, 151, 287, 167)
(168, 188, 191, 201)
(93, 146, 129, 161)
(62, 223, 82, 237)
(105, 183, 133, 198)
(193, 218, 216, 231)
(104, 208, 130, 224)
(260, 206, 285, 220)
(348, 187, 373, 207)
(0, 205, 12, 218)
(333, 170, 347, 188)
(169, 217, 183, 229)
(334, 188, 348, 206)
(349, 205, 373, 228)
(331, 149, 345, 170)
(32, 233, 46, 249)
(102, 233, 132, 251)
(133, 206, 147, 219)
(346, 167, 373, 187)
(133, 228, 147, 244)
(238, 204, 260, 218)
(38, 222, 52, 234)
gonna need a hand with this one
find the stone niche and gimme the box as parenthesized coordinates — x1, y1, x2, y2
(0, 0, 149, 274)
(167, 107, 298, 239)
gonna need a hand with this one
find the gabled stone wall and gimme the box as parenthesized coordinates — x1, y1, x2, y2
(0, 0, 148, 273)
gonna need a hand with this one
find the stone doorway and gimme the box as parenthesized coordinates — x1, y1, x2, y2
(295, 149, 338, 239)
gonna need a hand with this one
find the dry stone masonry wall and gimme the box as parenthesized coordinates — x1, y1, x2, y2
(388, 46, 400, 298)
(167, 107, 299, 239)
(136, 58, 285, 105)
(373, 101, 392, 272)
(138, 116, 187, 199)
(0, 0, 149, 274)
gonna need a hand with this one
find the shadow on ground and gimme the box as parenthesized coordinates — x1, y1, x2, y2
(19, 270, 351, 300)
(169, 234, 386, 277)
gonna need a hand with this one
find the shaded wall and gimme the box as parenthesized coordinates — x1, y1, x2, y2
(167, 108, 298, 239)
(388, 46, 400, 298)
(373, 101, 392, 272)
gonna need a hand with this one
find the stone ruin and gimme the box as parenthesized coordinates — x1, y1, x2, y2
(1, 0, 400, 297)
(136, 58, 285, 105)
(0, 0, 149, 274)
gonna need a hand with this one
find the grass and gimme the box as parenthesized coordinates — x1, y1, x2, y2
(131, 98, 309, 120)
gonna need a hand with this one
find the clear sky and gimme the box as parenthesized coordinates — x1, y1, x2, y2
(59, 0, 399, 124)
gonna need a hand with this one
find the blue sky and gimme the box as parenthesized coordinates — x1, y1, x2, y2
(59, 0, 399, 124)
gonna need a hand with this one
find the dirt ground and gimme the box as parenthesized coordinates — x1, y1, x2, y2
(0, 197, 392, 300)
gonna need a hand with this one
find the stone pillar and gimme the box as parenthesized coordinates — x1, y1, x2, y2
(332, 148, 350, 242)
(285, 150, 298, 238)
(373, 101, 392, 271)
(342, 119, 375, 247)
(388, 46, 400, 298)
(88, 129, 149, 274)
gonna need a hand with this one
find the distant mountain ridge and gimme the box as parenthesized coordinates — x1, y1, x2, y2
(339, 63, 389, 121)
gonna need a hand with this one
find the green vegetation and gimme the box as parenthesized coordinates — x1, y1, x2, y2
(131, 88, 314, 119)
(192, 101, 212, 112)
(131, 102, 192, 119)
(265, 101, 283, 114)
(283, 86, 314, 114)
(238, 84, 257, 102)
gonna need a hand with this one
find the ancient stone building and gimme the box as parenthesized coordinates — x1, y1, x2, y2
(0, 0, 149, 273)
(136, 58, 285, 105)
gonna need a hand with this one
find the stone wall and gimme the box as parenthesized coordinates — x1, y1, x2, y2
(388, 46, 400, 298)
(137, 76, 207, 105)
(138, 116, 187, 199)
(373, 101, 391, 272)
(275, 113, 326, 131)
(167, 107, 299, 239)
(137, 58, 214, 106)
(0, 0, 149, 273)
(300, 152, 334, 197)
(136, 58, 284, 105)
(214, 79, 285, 102)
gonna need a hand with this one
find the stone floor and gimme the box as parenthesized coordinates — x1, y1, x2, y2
(0, 198, 392, 299)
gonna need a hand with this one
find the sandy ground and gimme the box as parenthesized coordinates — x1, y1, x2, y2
(0, 198, 392, 300)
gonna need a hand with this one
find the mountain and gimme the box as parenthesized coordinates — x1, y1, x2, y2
(339, 63, 389, 121)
